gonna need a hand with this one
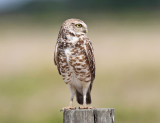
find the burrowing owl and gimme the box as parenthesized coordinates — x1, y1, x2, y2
(54, 18, 95, 109)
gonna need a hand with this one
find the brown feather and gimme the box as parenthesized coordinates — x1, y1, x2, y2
(84, 39, 96, 83)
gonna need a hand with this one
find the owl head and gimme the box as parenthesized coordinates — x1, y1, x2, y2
(63, 18, 88, 35)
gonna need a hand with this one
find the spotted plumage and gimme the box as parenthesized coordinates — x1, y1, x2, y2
(54, 18, 95, 109)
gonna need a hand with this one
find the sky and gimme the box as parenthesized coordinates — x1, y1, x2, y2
(0, 0, 67, 12)
(0, 0, 32, 12)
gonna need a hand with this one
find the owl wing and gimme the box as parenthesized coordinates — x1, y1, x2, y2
(84, 39, 96, 83)
(54, 41, 61, 75)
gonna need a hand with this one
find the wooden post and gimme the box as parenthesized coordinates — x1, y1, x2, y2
(63, 108, 114, 123)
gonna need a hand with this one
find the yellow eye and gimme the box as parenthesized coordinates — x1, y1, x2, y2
(76, 24, 82, 28)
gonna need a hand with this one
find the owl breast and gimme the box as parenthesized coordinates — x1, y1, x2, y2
(59, 44, 91, 90)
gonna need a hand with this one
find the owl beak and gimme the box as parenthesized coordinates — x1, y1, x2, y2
(83, 30, 88, 34)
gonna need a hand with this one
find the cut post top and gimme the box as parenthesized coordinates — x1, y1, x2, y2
(63, 108, 114, 123)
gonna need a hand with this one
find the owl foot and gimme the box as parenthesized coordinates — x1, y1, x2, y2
(79, 103, 87, 109)
(60, 106, 76, 111)
(78, 106, 95, 109)
(79, 106, 89, 109)
(79, 106, 88, 109)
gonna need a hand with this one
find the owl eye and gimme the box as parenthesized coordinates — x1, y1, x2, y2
(76, 24, 82, 28)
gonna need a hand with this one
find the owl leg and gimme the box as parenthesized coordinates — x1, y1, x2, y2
(62, 83, 76, 110)
(80, 82, 90, 109)
(68, 83, 76, 108)
(82, 87, 88, 108)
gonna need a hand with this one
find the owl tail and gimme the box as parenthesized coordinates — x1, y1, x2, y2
(76, 90, 91, 105)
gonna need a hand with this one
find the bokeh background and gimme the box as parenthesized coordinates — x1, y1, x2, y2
(0, 0, 160, 123)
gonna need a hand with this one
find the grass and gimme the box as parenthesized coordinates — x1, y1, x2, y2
(0, 65, 160, 123)
(0, 12, 160, 122)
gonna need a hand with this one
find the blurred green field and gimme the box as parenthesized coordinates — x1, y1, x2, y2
(0, 13, 160, 123)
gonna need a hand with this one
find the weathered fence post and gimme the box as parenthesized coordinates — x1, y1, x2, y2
(63, 108, 114, 123)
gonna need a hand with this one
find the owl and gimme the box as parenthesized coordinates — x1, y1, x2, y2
(54, 18, 95, 109)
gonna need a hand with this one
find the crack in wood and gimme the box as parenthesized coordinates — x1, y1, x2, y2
(93, 109, 97, 123)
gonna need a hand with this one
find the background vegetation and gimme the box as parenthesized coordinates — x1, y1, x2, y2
(0, 0, 160, 123)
